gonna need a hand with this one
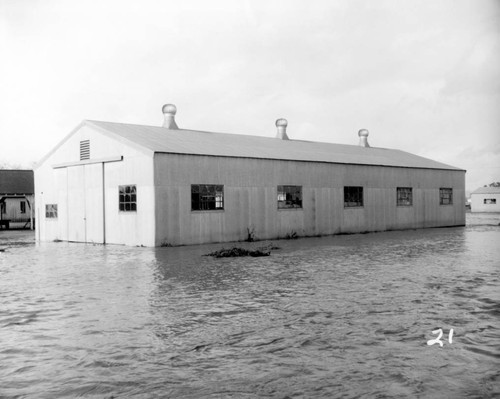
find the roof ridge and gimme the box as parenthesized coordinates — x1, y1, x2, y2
(86, 119, 386, 149)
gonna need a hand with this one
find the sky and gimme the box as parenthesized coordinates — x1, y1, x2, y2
(1, 0, 499, 192)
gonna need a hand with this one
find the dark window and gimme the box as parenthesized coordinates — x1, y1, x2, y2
(397, 187, 413, 206)
(344, 186, 363, 207)
(119, 185, 137, 211)
(484, 198, 496, 205)
(277, 185, 302, 209)
(439, 188, 453, 205)
(1, 202, 5, 214)
(45, 204, 58, 218)
(191, 185, 224, 211)
(80, 140, 90, 160)
(20, 201, 26, 213)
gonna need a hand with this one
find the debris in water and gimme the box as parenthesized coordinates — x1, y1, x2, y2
(204, 246, 273, 258)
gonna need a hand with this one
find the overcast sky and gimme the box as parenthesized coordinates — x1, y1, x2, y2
(1, 0, 499, 191)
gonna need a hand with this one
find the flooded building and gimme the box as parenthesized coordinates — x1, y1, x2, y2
(470, 186, 500, 213)
(35, 104, 466, 246)
(0, 169, 35, 229)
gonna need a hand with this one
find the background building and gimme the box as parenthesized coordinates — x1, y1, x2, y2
(35, 105, 466, 246)
(0, 169, 35, 229)
(470, 187, 500, 213)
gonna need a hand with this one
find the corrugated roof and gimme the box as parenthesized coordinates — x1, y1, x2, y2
(86, 120, 462, 171)
(0, 170, 34, 194)
(471, 186, 500, 195)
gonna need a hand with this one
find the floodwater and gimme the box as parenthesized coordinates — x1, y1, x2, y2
(1, 214, 499, 399)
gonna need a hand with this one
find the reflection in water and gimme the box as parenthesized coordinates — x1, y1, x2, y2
(1, 214, 499, 398)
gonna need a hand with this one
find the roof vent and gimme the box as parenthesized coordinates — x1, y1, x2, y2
(276, 118, 289, 140)
(162, 104, 178, 129)
(358, 129, 370, 147)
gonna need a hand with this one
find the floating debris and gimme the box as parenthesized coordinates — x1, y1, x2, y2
(205, 247, 271, 258)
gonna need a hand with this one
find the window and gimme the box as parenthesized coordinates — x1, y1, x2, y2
(344, 186, 363, 207)
(397, 187, 413, 206)
(1, 202, 5, 214)
(80, 140, 90, 160)
(277, 185, 302, 209)
(45, 204, 58, 218)
(439, 188, 453, 205)
(484, 198, 497, 205)
(191, 184, 224, 211)
(20, 201, 26, 213)
(119, 185, 137, 211)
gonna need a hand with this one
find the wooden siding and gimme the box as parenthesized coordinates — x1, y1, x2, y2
(0, 197, 32, 222)
(154, 154, 466, 246)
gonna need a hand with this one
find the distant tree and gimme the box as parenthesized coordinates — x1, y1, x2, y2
(0, 162, 22, 170)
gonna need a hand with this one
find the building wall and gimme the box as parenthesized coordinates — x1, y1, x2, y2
(0, 197, 32, 222)
(35, 124, 156, 246)
(471, 193, 500, 213)
(154, 154, 465, 246)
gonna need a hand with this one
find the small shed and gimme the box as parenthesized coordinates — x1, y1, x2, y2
(470, 186, 500, 213)
(0, 170, 35, 229)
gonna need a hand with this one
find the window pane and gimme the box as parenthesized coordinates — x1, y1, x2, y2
(119, 185, 137, 211)
(191, 184, 224, 211)
(344, 187, 363, 207)
(440, 188, 453, 205)
(45, 204, 58, 218)
(397, 187, 412, 206)
(277, 185, 302, 209)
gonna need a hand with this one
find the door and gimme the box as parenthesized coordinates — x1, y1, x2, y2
(66, 164, 104, 243)
(67, 166, 86, 242)
(84, 163, 104, 243)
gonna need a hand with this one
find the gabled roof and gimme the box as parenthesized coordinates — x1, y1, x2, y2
(0, 170, 34, 194)
(471, 186, 500, 195)
(86, 120, 463, 171)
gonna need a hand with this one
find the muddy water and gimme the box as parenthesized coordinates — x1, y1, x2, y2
(1, 214, 499, 398)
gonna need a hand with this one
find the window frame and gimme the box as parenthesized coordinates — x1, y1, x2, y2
(191, 184, 224, 211)
(119, 185, 137, 212)
(483, 198, 497, 205)
(45, 204, 58, 219)
(344, 186, 364, 208)
(20, 201, 26, 214)
(439, 188, 453, 205)
(396, 187, 413, 207)
(277, 185, 303, 209)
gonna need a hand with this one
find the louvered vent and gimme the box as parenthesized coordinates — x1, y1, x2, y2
(80, 140, 90, 160)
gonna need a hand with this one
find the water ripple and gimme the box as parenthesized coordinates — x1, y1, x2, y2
(0, 215, 499, 398)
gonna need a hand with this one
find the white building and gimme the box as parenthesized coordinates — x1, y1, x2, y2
(35, 104, 466, 246)
(470, 186, 500, 213)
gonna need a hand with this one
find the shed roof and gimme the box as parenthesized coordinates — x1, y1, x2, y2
(0, 170, 34, 194)
(86, 120, 463, 171)
(471, 186, 500, 195)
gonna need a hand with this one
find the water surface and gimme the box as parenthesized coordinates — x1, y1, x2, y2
(1, 213, 499, 398)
